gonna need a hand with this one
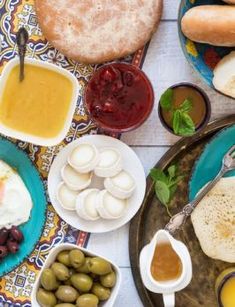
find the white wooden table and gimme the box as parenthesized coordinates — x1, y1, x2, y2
(86, 1, 235, 305)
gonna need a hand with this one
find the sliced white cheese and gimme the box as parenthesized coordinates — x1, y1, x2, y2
(94, 148, 122, 178)
(61, 164, 92, 191)
(96, 190, 127, 219)
(213, 51, 235, 98)
(104, 170, 136, 199)
(76, 189, 100, 221)
(56, 182, 78, 211)
(68, 143, 99, 173)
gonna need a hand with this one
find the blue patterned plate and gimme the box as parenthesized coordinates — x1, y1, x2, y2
(189, 125, 235, 200)
(178, 0, 234, 88)
(0, 137, 46, 276)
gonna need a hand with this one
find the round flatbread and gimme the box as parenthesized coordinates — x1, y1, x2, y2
(191, 177, 235, 263)
(35, 0, 162, 64)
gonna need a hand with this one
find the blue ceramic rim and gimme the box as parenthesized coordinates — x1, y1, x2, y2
(177, 0, 213, 88)
(188, 124, 235, 200)
(0, 136, 47, 277)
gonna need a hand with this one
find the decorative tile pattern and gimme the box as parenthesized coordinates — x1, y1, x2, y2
(0, 0, 147, 305)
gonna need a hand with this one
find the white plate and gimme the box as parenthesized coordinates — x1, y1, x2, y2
(48, 135, 146, 233)
(31, 243, 121, 307)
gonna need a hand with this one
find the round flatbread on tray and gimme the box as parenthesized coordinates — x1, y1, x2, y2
(191, 177, 235, 263)
(35, 0, 163, 64)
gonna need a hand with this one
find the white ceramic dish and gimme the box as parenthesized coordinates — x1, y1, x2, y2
(0, 58, 79, 146)
(31, 243, 121, 307)
(48, 135, 146, 233)
(140, 230, 192, 307)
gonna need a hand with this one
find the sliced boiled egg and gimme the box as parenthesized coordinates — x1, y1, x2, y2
(104, 170, 136, 199)
(94, 147, 122, 178)
(56, 182, 78, 211)
(76, 189, 100, 221)
(96, 190, 127, 219)
(68, 143, 99, 173)
(61, 164, 92, 191)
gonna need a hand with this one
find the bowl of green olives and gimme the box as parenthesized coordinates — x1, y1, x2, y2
(31, 243, 121, 307)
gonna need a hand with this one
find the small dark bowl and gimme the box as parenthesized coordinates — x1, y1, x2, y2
(158, 82, 211, 136)
(84, 62, 154, 133)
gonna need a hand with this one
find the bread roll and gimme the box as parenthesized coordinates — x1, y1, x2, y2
(223, 0, 235, 3)
(213, 51, 235, 98)
(181, 5, 235, 47)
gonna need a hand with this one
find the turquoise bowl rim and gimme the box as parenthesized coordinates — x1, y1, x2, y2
(189, 124, 235, 200)
(0, 137, 47, 276)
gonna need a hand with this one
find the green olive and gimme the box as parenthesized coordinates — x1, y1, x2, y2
(57, 250, 71, 267)
(71, 273, 93, 292)
(41, 268, 60, 291)
(55, 304, 76, 307)
(100, 271, 116, 288)
(51, 262, 70, 281)
(76, 294, 99, 307)
(36, 288, 57, 307)
(69, 250, 85, 269)
(76, 257, 91, 274)
(87, 257, 112, 275)
(55, 285, 79, 303)
(91, 283, 111, 301)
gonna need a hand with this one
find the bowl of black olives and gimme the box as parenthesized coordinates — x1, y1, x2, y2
(31, 243, 121, 307)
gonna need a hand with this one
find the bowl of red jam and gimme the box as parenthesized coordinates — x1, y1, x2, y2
(85, 63, 154, 132)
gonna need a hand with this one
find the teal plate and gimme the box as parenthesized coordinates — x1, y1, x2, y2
(0, 137, 46, 276)
(178, 0, 234, 88)
(189, 124, 235, 200)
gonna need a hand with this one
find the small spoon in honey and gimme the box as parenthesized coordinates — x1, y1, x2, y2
(16, 27, 29, 82)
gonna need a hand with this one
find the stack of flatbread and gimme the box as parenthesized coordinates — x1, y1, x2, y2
(191, 177, 235, 263)
(35, 0, 162, 64)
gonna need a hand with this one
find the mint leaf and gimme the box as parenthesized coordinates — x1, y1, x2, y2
(155, 180, 170, 205)
(172, 110, 181, 134)
(150, 164, 184, 217)
(178, 113, 195, 136)
(167, 165, 176, 179)
(160, 88, 173, 110)
(150, 168, 168, 183)
(179, 98, 192, 113)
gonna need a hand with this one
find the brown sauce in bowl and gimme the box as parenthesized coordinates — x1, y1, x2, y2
(161, 86, 207, 129)
(151, 242, 182, 282)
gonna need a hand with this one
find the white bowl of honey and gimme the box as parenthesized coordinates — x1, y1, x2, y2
(0, 58, 79, 146)
(139, 229, 192, 307)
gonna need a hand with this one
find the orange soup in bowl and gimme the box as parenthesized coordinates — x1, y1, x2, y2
(0, 64, 73, 139)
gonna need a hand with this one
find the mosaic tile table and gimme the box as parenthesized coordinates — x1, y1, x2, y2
(0, 0, 148, 306)
(1, 1, 235, 306)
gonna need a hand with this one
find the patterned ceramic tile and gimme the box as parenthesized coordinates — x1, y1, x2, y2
(0, 0, 147, 305)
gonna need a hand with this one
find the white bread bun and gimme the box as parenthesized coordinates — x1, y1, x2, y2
(213, 51, 235, 98)
(223, 0, 235, 3)
(191, 177, 235, 263)
(181, 5, 235, 47)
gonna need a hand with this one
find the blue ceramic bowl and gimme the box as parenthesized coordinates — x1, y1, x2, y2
(0, 138, 47, 276)
(189, 124, 235, 200)
(178, 0, 235, 88)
